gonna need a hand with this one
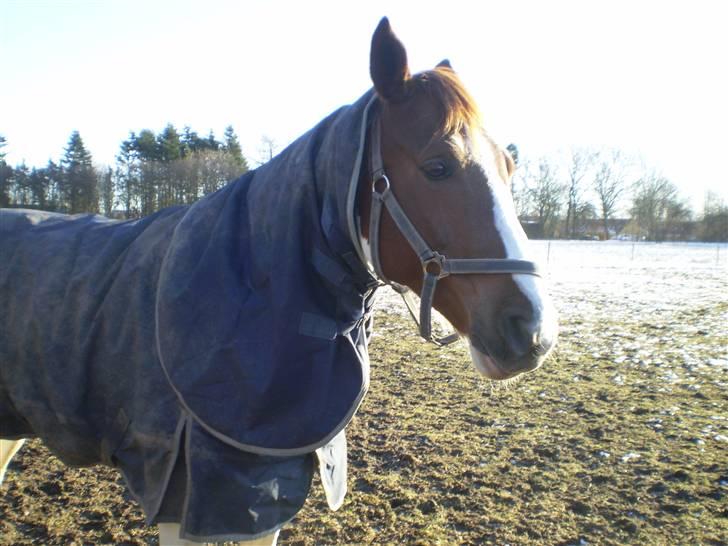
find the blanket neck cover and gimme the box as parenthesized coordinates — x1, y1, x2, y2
(0, 91, 380, 540)
(156, 90, 379, 454)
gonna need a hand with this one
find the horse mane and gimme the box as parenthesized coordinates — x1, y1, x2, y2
(410, 67, 483, 140)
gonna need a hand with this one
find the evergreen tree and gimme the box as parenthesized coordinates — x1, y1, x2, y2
(117, 135, 140, 218)
(44, 160, 64, 211)
(61, 131, 98, 213)
(10, 163, 31, 206)
(223, 125, 249, 173)
(157, 124, 182, 162)
(0, 135, 12, 207)
(27, 167, 50, 209)
(157, 125, 182, 207)
(182, 126, 204, 154)
(134, 130, 160, 215)
(205, 130, 220, 151)
(134, 129, 159, 161)
(99, 166, 115, 216)
(111, 124, 251, 217)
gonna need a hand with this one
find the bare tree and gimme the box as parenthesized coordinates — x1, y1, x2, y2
(257, 135, 278, 166)
(593, 150, 628, 239)
(701, 191, 728, 242)
(631, 172, 691, 241)
(527, 157, 565, 238)
(509, 157, 532, 218)
(564, 148, 596, 238)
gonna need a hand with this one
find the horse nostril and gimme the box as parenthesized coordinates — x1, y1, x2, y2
(530, 342, 549, 358)
(500, 308, 538, 358)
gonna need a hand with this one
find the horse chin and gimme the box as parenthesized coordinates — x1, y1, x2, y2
(467, 341, 517, 381)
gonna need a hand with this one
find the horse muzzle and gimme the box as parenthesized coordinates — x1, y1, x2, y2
(468, 300, 557, 380)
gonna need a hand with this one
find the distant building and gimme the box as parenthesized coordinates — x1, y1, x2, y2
(518, 217, 630, 240)
(518, 217, 704, 241)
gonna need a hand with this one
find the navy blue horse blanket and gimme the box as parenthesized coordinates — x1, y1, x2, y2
(0, 91, 379, 541)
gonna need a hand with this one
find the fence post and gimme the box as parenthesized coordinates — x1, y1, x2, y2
(547, 241, 552, 264)
(631, 242, 635, 261)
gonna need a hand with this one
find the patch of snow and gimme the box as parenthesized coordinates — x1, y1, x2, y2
(620, 452, 641, 463)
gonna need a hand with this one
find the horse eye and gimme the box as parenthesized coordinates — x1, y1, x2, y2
(422, 159, 451, 181)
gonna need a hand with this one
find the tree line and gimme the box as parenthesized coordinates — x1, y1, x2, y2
(0, 125, 249, 219)
(1, 132, 726, 242)
(510, 147, 727, 242)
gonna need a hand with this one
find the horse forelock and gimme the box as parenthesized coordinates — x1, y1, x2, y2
(408, 67, 512, 181)
(410, 67, 483, 144)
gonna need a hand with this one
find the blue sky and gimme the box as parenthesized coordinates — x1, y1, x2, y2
(2, 0, 726, 211)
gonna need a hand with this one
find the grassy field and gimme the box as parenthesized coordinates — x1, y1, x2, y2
(1, 242, 726, 545)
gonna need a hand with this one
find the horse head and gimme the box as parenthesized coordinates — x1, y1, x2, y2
(358, 18, 558, 380)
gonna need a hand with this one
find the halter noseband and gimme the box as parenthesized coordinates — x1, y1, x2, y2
(367, 115, 541, 346)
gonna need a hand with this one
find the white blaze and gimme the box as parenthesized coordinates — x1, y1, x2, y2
(488, 163, 549, 315)
(470, 138, 558, 368)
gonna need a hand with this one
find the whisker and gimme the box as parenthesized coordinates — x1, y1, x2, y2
(489, 374, 524, 392)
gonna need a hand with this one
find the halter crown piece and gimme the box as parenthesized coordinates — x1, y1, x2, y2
(367, 114, 541, 346)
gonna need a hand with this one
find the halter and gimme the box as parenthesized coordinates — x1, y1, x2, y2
(367, 115, 541, 346)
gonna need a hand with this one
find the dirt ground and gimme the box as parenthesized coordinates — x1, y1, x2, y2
(1, 242, 726, 545)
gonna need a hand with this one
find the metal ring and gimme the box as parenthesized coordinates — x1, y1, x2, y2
(372, 174, 390, 196)
(422, 253, 449, 279)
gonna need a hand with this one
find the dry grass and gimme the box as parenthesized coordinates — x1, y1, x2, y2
(2, 299, 726, 545)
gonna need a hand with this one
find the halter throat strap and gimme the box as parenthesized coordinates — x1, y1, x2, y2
(367, 115, 541, 346)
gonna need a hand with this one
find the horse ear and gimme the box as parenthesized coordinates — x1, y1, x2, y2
(436, 59, 453, 70)
(505, 143, 520, 168)
(504, 143, 519, 177)
(370, 17, 410, 102)
(503, 149, 516, 177)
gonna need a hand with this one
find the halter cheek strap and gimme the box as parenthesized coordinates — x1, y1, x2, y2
(367, 115, 541, 346)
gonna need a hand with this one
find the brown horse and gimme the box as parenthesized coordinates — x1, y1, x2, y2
(0, 17, 556, 546)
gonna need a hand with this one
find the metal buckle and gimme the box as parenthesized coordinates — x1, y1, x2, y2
(422, 252, 449, 279)
(372, 174, 390, 196)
